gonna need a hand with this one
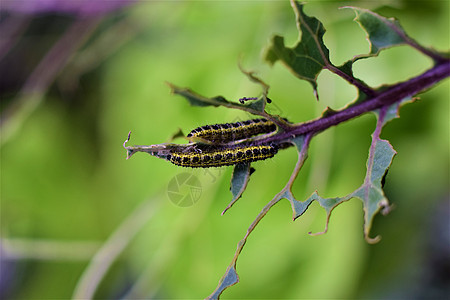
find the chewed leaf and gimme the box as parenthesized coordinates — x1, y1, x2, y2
(282, 134, 316, 220)
(291, 137, 395, 241)
(167, 82, 231, 107)
(207, 265, 239, 300)
(373, 97, 413, 126)
(285, 188, 350, 234)
(283, 190, 313, 220)
(340, 7, 447, 73)
(351, 138, 396, 243)
(222, 163, 253, 215)
(237, 67, 270, 112)
(290, 135, 307, 151)
(347, 107, 397, 242)
(283, 133, 353, 233)
(246, 98, 266, 112)
(306, 192, 351, 236)
(335, 7, 411, 83)
(167, 83, 269, 114)
(265, 0, 330, 99)
(285, 105, 399, 241)
(348, 7, 407, 55)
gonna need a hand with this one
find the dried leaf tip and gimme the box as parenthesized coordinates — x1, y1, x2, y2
(123, 131, 131, 148)
(365, 234, 381, 244)
(123, 131, 132, 160)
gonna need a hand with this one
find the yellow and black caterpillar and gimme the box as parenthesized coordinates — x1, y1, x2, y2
(187, 118, 277, 143)
(167, 143, 277, 168)
(124, 118, 285, 168)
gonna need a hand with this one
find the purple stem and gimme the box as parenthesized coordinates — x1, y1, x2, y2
(260, 60, 450, 145)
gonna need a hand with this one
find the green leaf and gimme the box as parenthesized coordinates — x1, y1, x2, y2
(285, 106, 400, 242)
(246, 97, 266, 113)
(284, 188, 350, 234)
(347, 7, 407, 55)
(290, 134, 307, 151)
(342, 7, 448, 71)
(282, 135, 317, 220)
(283, 190, 314, 221)
(167, 82, 231, 107)
(350, 138, 396, 243)
(222, 163, 253, 215)
(265, 0, 330, 99)
(290, 135, 395, 242)
(167, 82, 268, 114)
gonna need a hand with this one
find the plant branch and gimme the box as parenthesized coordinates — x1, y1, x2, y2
(260, 60, 449, 145)
(208, 134, 312, 299)
(359, 6, 446, 63)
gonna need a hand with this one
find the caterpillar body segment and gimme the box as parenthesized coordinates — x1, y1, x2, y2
(167, 144, 278, 168)
(186, 118, 277, 143)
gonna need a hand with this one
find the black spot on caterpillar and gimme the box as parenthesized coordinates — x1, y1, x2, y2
(167, 144, 278, 168)
(187, 118, 277, 143)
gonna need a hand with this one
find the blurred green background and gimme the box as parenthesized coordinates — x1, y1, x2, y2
(1, 1, 448, 299)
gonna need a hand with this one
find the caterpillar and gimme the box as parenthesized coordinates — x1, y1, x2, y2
(187, 118, 277, 143)
(167, 144, 278, 168)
